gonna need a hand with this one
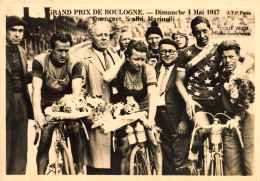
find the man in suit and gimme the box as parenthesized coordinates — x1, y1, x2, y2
(6, 16, 33, 174)
(80, 22, 121, 174)
(155, 38, 190, 175)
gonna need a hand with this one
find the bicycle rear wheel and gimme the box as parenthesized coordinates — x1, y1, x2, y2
(130, 144, 151, 175)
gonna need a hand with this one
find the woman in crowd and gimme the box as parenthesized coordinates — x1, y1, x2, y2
(103, 40, 162, 175)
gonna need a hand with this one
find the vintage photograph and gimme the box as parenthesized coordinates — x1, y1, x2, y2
(0, 0, 258, 180)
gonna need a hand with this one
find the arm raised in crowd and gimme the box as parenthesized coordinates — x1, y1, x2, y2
(103, 57, 125, 83)
(240, 53, 255, 72)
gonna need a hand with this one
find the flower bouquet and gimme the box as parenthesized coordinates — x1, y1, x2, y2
(45, 93, 92, 119)
(93, 96, 149, 132)
(224, 70, 255, 112)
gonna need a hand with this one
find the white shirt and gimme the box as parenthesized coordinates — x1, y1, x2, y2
(157, 64, 175, 106)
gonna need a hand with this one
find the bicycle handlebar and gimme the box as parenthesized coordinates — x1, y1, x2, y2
(33, 116, 90, 145)
(190, 112, 244, 149)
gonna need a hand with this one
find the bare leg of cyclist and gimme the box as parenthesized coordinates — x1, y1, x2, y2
(117, 137, 132, 174)
(67, 122, 84, 174)
(189, 111, 210, 160)
(149, 143, 162, 175)
(36, 124, 55, 175)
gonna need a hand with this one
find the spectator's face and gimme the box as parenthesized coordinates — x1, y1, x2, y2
(120, 32, 132, 50)
(160, 44, 178, 65)
(173, 34, 186, 49)
(128, 49, 146, 71)
(147, 58, 157, 68)
(147, 34, 161, 50)
(92, 25, 109, 50)
(6, 25, 24, 46)
(193, 23, 211, 47)
(51, 40, 71, 64)
(221, 50, 239, 71)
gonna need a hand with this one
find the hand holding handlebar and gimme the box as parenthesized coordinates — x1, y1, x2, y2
(190, 113, 244, 149)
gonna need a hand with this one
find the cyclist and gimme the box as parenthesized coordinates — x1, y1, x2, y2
(103, 40, 162, 175)
(32, 32, 84, 174)
(175, 16, 254, 172)
(218, 40, 254, 175)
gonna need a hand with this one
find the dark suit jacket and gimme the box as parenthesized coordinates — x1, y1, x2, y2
(155, 62, 186, 132)
(220, 71, 243, 119)
(6, 46, 33, 119)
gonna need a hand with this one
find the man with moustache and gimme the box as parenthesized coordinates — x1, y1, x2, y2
(6, 16, 34, 175)
(32, 32, 84, 174)
(145, 21, 163, 67)
(80, 22, 121, 174)
(155, 38, 190, 175)
(117, 29, 133, 59)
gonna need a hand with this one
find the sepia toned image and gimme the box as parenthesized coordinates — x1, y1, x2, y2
(0, 0, 259, 180)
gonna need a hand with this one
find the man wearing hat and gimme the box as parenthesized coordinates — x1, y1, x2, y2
(155, 38, 190, 174)
(145, 21, 163, 67)
(6, 15, 33, 174)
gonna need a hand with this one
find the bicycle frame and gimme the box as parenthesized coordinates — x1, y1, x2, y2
(45, 119, 76, 175)
(189, 112, 244, 176)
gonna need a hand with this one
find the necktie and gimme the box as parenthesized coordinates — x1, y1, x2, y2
(103, 52, 110, 70)
(159, 67, 169, 96)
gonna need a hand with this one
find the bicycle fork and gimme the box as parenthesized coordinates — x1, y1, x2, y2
(210, 143, 224, 176)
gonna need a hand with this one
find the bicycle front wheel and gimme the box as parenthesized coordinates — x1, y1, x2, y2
(214, 154, 223, 176)
(58, 141, 76, 175)
(130, 144, 151, 175)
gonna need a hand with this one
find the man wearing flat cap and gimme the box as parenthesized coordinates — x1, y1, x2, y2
(6, 16, 33, 174)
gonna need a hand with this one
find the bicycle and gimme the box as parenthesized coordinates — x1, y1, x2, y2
(176, 112, 244, 176)
(34, 115, 89, 175)
(129, 138, 156, 175)
(99, 111, 161, 175)
(125, 121, 159, 175)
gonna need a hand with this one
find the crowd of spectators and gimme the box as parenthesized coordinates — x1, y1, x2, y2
(21, 12, 254, 61)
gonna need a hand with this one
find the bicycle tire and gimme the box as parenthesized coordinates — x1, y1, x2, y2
(146, 146, 157, 175)
(130, 144, 151, 175)
(203, 138, 210, 176)
(58, 141, 76, 175)
(214, 154, 222, 176)
(62, 149, 70, 174)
